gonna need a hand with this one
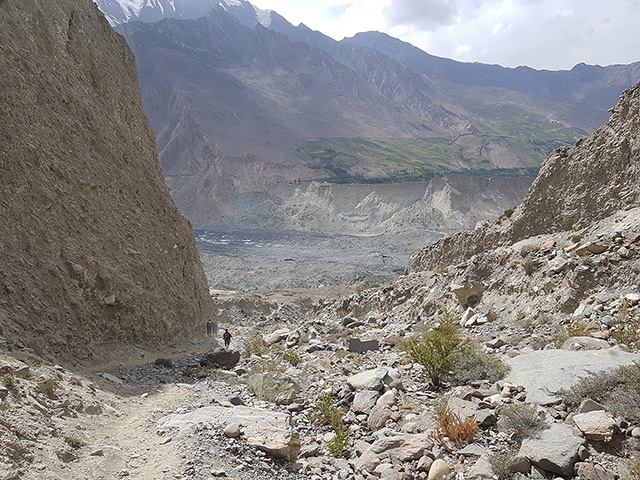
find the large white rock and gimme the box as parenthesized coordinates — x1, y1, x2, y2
(505, 349, 640, 405)
(518, 423, 585, 476)
(347, 367, 403, 391)
(157, 405, 300, 461)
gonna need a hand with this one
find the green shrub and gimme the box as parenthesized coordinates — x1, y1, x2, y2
(283, 350, 301, 367)
(488, 450, 518, 480)
(154, 357, 173, 368)
(502, 207, 516, 219)
(560, 362, 640, 421)
(403, 308, 468, 387)
(522, 261, 537, 275)
(610, 304, 640, 349)
(310, 392, 350, 458)
(451, 343, 510, 384)
(0, 374, 17, 391)
(497, 403, 548, 441)
(242, 336, 269, 358)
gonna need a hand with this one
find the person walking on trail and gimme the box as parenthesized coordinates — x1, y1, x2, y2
(206, 320, 214, 336)
(223, 329, 232, 349)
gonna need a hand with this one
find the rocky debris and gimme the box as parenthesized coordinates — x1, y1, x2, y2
(347, 367, 403, 391)
(158, 404, 301, 461)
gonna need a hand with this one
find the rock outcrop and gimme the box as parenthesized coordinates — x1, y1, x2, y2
(411, 82, 640, 272)
(0, 0, 212, 361)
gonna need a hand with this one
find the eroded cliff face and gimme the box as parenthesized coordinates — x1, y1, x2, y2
(0, 0, 212, 361)
(410, 83, 640, 271)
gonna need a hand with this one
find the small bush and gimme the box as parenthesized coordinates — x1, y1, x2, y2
(522, 261, 537, 275)
(0, 374, 17, 391)
(488, 450, 518, 480)
(403, 307, 468, 387)
(310, 392, 350, 458)
(431, 406, 478, 449)
(64, 436, 85, 449)
(326, 424, 350, 458)
(497, 403, 548, 441)
(560, 362, 640, 421)
(502, 207, 516, 219)
(610, 304, 640, 349)
(242, 336, 269, 358)
(283, 350, 301, 367)
(451, 343, 510, 384)
(154, 357, 173, 368)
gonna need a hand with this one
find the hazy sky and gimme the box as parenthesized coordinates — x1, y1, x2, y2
(249, 0, 640, 71)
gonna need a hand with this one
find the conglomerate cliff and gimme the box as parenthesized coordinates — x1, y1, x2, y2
(0, 0, 213, 362)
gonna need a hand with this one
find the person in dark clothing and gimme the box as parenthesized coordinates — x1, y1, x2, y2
(223, 329, 232, 348)
(206, 320, 214, 336)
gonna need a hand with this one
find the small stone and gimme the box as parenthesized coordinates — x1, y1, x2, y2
(417, 455, 434, 472)
(428, 459, 450, 480)
(224, 423, 241, 438)
(574, 462, 615, 480)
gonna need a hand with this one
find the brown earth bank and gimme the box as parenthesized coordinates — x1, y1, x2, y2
(0, 0, 213, 364)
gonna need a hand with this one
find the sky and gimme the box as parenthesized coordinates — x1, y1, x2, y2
(248, 0, 640, 71)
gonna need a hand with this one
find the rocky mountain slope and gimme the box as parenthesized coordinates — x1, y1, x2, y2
(0, 0, 213, 362)
(410, 82, 640, 272)
(106, 0, 633, 231)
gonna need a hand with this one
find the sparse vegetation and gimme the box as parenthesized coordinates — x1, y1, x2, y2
(154, 357, 173, 368)
(559, 362, 640, 421)
(451, 342, 510, 384)
(310, 392, 350, 458)
(403, 307, 468, 387)
(242, 336, 270, 358)
(502, 207, 516, 219)
(64, 436, 85, 449)
(431, 406, 478, 449)
(610, 304, 640, 349)
(488, 450, 518, 480)
(283, 350, 301, 367)
(497, 403, 548, 441)
(0, 373, 17, 391)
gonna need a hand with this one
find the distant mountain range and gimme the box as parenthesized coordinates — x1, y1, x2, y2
(94, 0, 640, 230)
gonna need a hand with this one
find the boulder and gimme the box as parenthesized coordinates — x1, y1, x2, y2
(347, 367, 403, 391)
(158, 405, 300, 461)
(467, 454, 493, 478)
(573, 410, 617, 442)
(263, 328, 291, 345)
(368, 404, 393, 431)
(574, 462, 616, 480)
(505, 349, 640, 405)
(561, 337, 610, 351)
(346, 337, 380, 354)
(352, 390, 379, 414)
(518, 423, 586, 476)
(201, 348, 240, 369)
(248, 372, 301, 404)
(447, 396, 478, 419)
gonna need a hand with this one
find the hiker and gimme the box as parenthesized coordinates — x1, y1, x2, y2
(206, 319, 214, 336)
(223, 329, 232, 348)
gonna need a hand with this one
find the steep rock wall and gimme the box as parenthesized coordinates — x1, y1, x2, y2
(0, 0, 212, 361)
(410, 82, 640, 271)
